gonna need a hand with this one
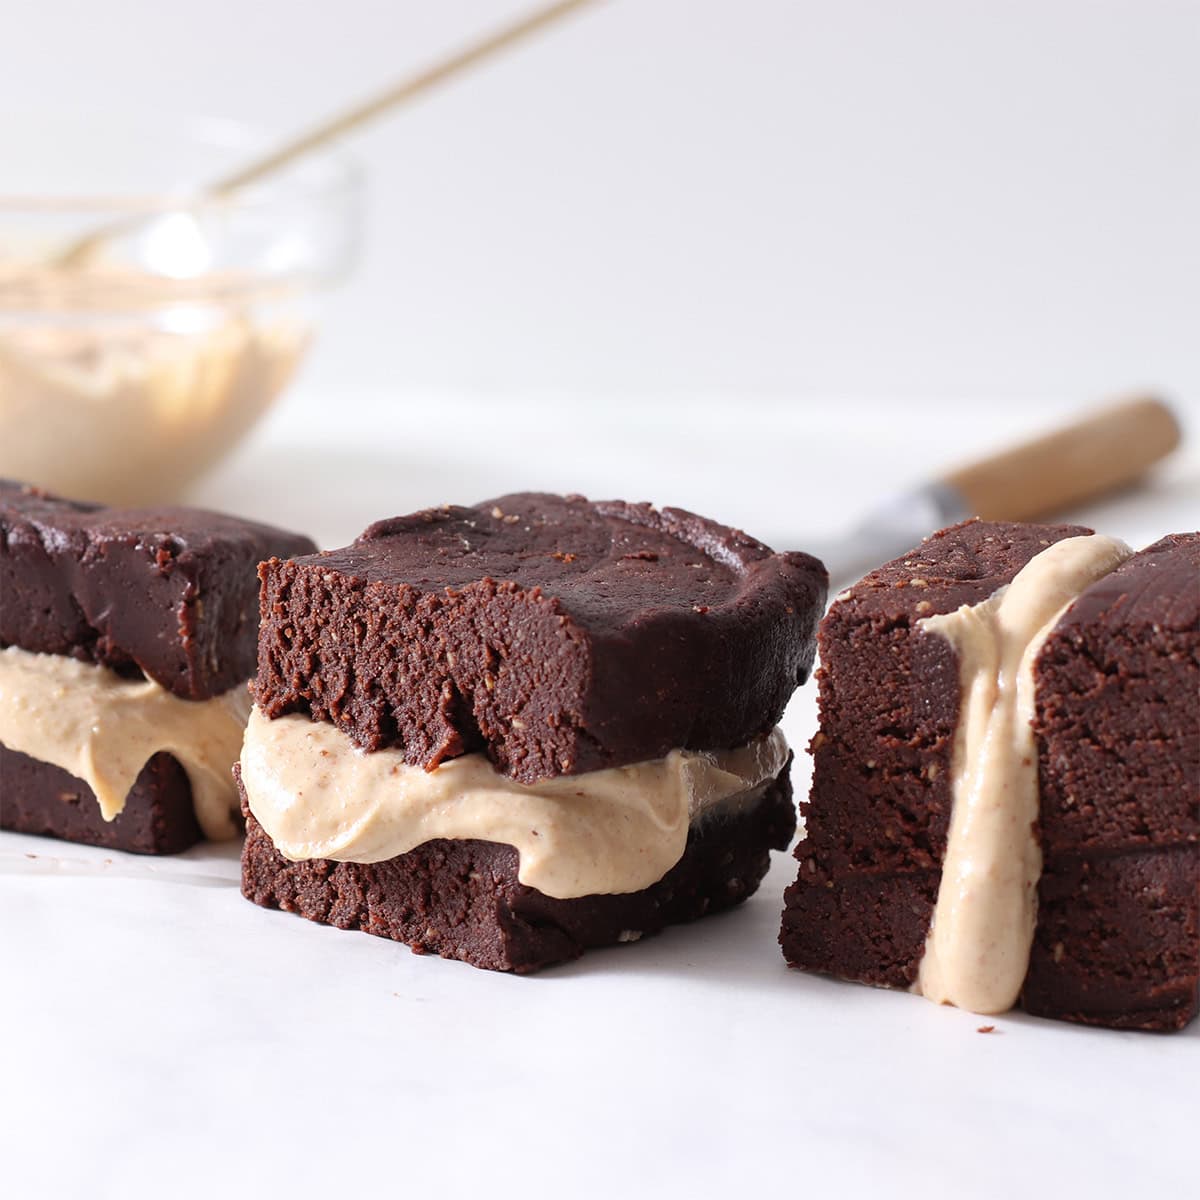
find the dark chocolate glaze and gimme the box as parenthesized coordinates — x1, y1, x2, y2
(255, 493, 827, 782)
(0, 479, 316, 700)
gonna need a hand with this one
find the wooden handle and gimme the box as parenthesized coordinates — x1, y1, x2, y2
(940, 396, 1182, 521)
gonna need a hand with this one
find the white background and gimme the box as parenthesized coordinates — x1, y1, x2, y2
(1, 0, 1197, 405)
(2, 3, 1198, 1198)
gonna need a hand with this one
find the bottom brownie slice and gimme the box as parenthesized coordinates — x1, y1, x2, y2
(240, 765, 796, 973)
(1022, 845, 1199, 1031)
(0, 745, 203, 855)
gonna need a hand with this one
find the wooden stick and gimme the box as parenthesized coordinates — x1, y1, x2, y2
(214, 0, 602, 194)
(940, 396, 1182, 521)
(55, 0, 603, 267)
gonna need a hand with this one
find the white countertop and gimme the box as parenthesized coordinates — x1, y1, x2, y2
(3, 391, 1196, 1199)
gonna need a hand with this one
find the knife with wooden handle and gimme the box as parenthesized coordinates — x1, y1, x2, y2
(807, 396, 1182, 589)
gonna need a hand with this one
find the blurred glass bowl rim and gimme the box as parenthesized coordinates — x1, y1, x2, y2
(0, 111, 364, 296)
(0, 112, 363, 505)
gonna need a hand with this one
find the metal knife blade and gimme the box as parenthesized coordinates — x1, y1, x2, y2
(798, 481, 970, 594)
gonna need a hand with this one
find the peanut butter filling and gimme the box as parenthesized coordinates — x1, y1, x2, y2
(914, 534, 1132, 1014)
(239, 706, 790, 900)
(0, 645, 249, 839)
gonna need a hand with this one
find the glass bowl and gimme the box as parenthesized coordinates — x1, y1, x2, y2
(0, 115, 360, 505)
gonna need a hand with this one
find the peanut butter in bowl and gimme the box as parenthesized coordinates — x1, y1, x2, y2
(0, 263, 311, 505)
(0, 118, 359, 504)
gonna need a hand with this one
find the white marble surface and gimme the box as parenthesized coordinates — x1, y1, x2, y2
(2, 393, 1197, 1200)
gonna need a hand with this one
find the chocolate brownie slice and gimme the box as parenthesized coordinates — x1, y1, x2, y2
(1024, 533, 1199, 1029)
(243, 494, 826, 970)
(1, 747, 200, 855)
(0, 480, 316, 854)
(780, 520, 1198, 1031)
(0, 479, 314, 699)
(256, 493, 826, 782)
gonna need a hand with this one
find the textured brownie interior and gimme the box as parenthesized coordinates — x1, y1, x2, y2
(1025, 533, 1199, 1030)
(780, 520, 1088, 988)
(240, 763, 796, 972)
(255, 493, 827, 783)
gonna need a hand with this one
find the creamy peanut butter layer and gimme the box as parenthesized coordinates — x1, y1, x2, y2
(0, 645, 249, 839)
(239, 707, 790, 900)
(914, 534, 1133, 1014)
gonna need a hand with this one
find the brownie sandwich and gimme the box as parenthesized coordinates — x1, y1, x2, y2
(239, 492, 827, 971)
(780, 520, 1199, 1031)
(0, 480, 315, 854)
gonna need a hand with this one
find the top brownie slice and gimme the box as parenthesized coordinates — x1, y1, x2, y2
(255, 492, 827, 783)
(0, 480, 316, 700)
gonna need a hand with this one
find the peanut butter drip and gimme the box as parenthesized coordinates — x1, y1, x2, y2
(239, 707, 790, 900)
(914, 534, 1132, 1015)
(0, 645, 250, 839)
